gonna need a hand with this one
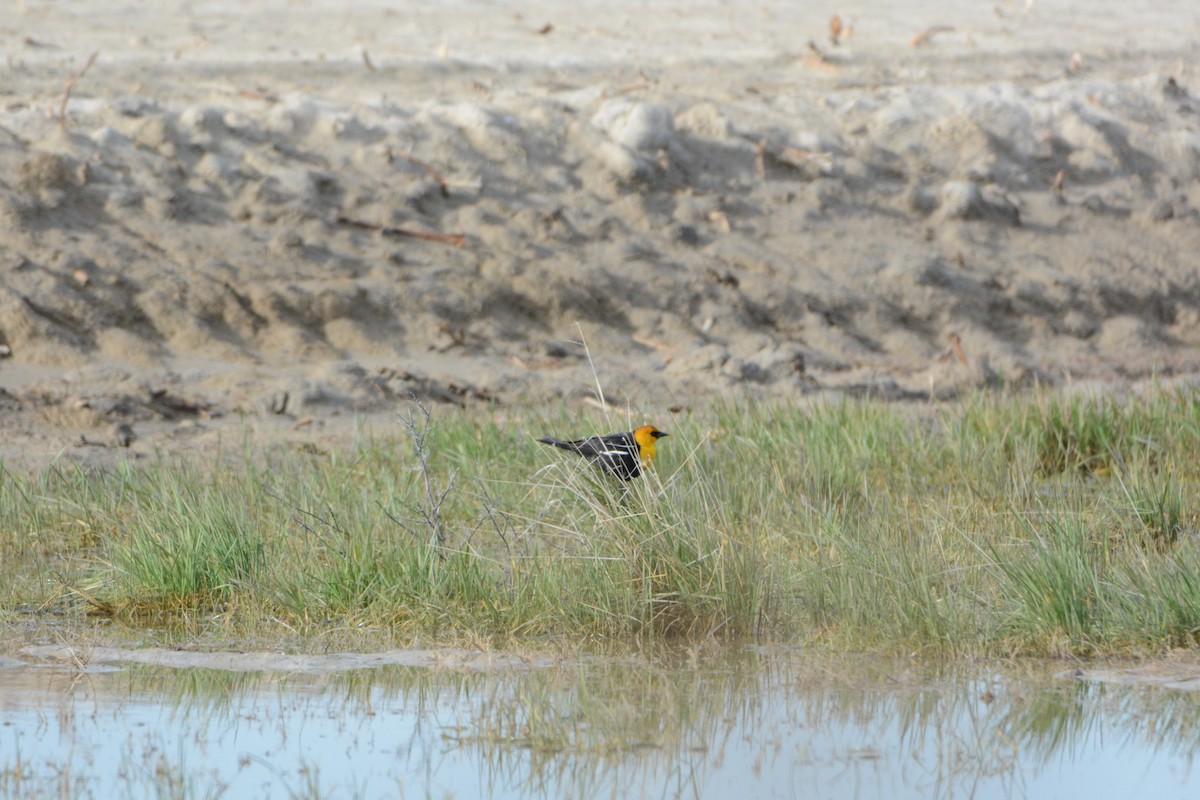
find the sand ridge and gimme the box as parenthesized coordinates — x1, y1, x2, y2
(0, 1, 1198, 464)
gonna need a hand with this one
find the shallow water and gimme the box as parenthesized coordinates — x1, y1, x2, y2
(2, 648, 1198, 799)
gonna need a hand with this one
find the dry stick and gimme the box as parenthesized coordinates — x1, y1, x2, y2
(777, 145, 826, 165)
(754, 136, 831, 177)
(910, 25, 955, 47)
(829, 15, 843, 45)
(391, 149, 450, 197)
(59, 51, 98, 129)
(236, 87, 278, 102)
(336, 215, 466, 248)
(632, 333, 673, 352)
(261, 484, 349, 541)
(608, 77, 651, 98)
(1050, 169, 1066, 197)
(948, 331, 968, 365)
(397, 397, 455, 552)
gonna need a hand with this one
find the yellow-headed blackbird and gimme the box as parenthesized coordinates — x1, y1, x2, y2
(537, 424, 668, 481)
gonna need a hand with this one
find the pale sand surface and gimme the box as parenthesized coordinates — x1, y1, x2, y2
(0, 1, 1198, 465)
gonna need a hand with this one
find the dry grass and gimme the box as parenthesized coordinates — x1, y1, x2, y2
(4, 389, 1200, 656)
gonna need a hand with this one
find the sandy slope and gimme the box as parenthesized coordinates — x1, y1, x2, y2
(0, 1, 1198, 464)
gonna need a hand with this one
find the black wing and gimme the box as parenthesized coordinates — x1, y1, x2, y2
(579, 432, 641, 480)
(537, 432, 641, 480)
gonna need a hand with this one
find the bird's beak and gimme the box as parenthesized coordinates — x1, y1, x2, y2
(652, 431, 668, 439)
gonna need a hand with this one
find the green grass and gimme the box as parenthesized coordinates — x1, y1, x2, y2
(5, 389, 1200, 656)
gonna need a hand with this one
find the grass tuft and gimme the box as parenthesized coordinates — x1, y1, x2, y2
(4, 389, 1200, 655)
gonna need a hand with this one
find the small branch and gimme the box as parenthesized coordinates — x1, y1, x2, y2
(336, 215, 466, 248)
(377, 501, 423, 544)
(910, 25, 955, 47)
(632, 333, 674, 353)
(1050, 168, 1066, 198)
(605, 71, 652, 98)
(474, 488, 513, 556)
(59, 51, 98, 129)
(388, 149, 450, 197)
(473, 488, 516, 588)
(397, 396, 454, 552)
(829, 15, 845, 46)
(752, 135, 835, 179)
(234, 87, 278, 103)
(261, 485, 365, 574)
(948, 331, 968, 365)
(263, 484, 348, 543)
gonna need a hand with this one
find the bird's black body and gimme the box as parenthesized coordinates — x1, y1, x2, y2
(537, 426, 667, 481)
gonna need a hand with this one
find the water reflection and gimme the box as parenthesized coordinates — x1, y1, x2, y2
(1, 649, 1197, 799)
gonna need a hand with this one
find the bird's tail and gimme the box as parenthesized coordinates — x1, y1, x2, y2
(537, 437, 573, 451)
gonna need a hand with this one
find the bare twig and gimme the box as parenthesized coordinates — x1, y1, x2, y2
(389, 149, 450, 197)
(59, 51, 98, 129)
(1050, 168, 1066, 198)
(508, 354, 567, 370)
(632, 333, 674, 352)
(473, 488, 517, 588)
(377, 501, 423, 544)
(753, 135, 835, 179)
(910, 25, 955, 47)
(829, 15, 853, 45)
(777, 145, 828, 166)
(336, 215, 466, 247)
(235, 87, 278, 102)
(435, 321, 469, 352)
(948, 331, 968, 365)
(262, 484, 348, 544)
(605, 72, 652, 98)
(474, 488, 513, 553)
(397, 396, 456, 551)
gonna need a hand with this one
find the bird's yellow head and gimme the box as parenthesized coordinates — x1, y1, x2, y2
(633, 425, 668, 463)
